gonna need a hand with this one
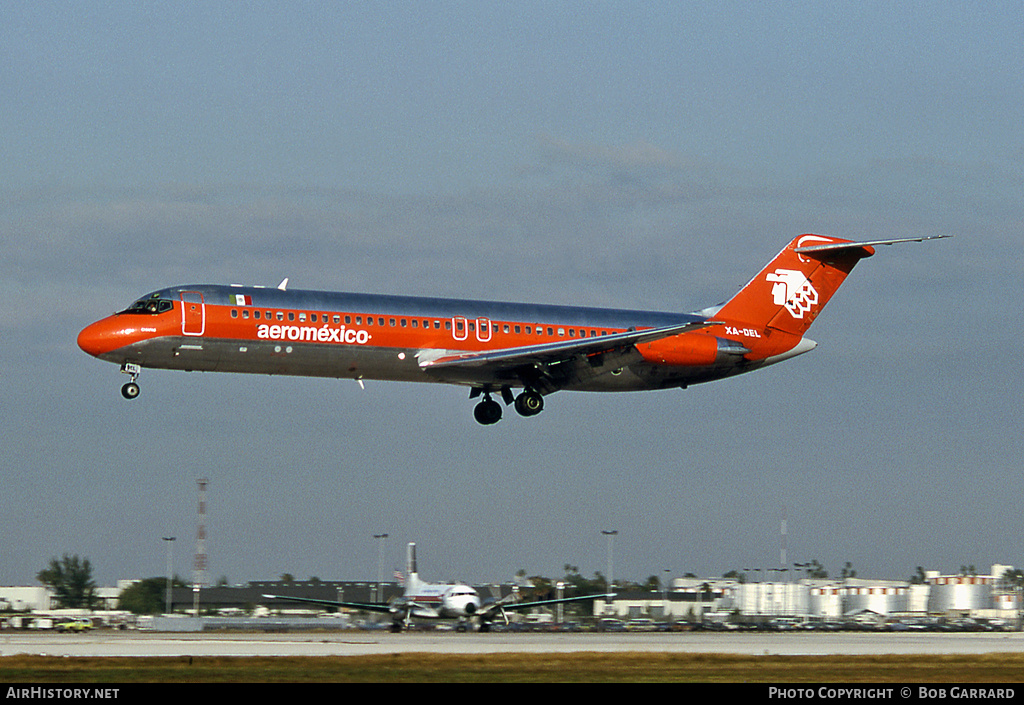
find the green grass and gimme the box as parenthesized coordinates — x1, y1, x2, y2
(4, 653, 1024, 682)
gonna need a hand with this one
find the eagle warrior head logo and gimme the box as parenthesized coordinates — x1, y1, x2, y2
(766, 269, 819, 319)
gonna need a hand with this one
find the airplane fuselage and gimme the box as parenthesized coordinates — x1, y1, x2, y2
(78, 235, 946, 423)
(401, 582, 482, 620)
(79, 285, 774, 394)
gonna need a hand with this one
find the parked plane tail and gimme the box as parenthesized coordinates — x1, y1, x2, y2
(404, 542, 421, 594)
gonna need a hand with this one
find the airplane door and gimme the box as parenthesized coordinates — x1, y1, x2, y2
(476, 317, 491, 342)
(452, 316, 468, 342)
(180, 291, 205, 336)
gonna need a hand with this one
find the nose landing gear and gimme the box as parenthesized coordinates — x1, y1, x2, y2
(120, 363, 142, 400)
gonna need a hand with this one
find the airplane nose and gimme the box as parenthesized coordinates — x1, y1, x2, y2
(77, 317, 127, 357)
(77, 321, 105, 357)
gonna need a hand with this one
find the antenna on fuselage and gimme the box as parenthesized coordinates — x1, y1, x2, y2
(277, 278, 289, 291)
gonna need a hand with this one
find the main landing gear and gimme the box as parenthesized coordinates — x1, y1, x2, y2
(473, 396, 503, 425)
(120, 363, 141, 400)
(472, 387, 545, 425)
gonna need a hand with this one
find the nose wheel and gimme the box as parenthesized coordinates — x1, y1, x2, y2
(120, 363, 142, 400)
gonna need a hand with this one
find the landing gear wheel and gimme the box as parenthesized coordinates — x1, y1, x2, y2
(473, 398, 503, 425)
(514, 391, 544, 417)
(119, 363, 142, 400)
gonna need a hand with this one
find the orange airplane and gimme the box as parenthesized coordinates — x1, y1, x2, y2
(78, 234, 945, 424)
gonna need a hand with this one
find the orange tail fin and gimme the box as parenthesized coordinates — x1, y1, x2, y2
(712, 234, 877, 337)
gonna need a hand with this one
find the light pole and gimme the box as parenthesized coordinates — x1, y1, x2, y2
(601, 530, 617, 606)
(743, 568, 753, 616)
(767, 568, 782, 616)
(373, 533, 388, 603)
(746, 567, 762, 616)
(162, 537, 176, 614)
(779, 567, 789, 616)
(663, 568, 671, 621)
(793, 562, 808, 620)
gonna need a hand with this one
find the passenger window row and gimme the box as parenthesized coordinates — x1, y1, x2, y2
(229, 307, 614, 339)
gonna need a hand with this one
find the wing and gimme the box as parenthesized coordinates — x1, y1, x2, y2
(418, 319, 720, 391)
(262, 593, 394, 614)
(478, 592, 611, 621)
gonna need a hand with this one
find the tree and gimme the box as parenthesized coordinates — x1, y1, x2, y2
(555, 566, 610, 617)
(807, 560, 828, 579)
(559, 566, 608, 596)
(37, 554, 97, 609)
(999, 569, 1024, 591)
(840, 561, 857, 579)
(909, 566, 928, 584)
(525, 574, 553, 600)
(641, 575, 661, 591)
(117, 576, 188, 614)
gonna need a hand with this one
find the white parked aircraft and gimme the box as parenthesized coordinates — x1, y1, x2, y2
(263, 542, 604, 631)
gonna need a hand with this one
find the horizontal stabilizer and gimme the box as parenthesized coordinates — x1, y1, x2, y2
(794, 235, 951, 256)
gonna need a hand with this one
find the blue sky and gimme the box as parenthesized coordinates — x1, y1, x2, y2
(2, 1, 1022, 589)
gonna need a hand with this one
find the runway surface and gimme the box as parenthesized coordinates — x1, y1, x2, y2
(4, 631, 1024, 658)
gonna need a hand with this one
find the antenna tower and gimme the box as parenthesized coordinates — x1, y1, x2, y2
(192, 478, 209, 615)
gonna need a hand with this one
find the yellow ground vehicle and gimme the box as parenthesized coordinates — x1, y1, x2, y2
(54, 618, 93, 633)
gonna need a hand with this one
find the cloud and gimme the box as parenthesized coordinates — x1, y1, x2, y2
(534, 134, 694, 174)
(8, 132, 1008, 338)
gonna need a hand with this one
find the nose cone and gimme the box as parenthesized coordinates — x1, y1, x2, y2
(77, 316, 131, 358)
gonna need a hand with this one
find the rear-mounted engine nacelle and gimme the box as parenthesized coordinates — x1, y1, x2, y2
(638, 335, 749, 367)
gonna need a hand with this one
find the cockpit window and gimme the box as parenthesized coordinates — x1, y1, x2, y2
(121, 296, 174, 315)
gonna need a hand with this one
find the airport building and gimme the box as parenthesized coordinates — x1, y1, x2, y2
(0, 587, 53, 612)
(2, 564, 1021, 627)
(925, 566, 1020, 614)
(806, 579, 925, 620)
(594, 579, 734, 621)
(0, 584, 124, 612)
(595, 564, 1021, 624)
